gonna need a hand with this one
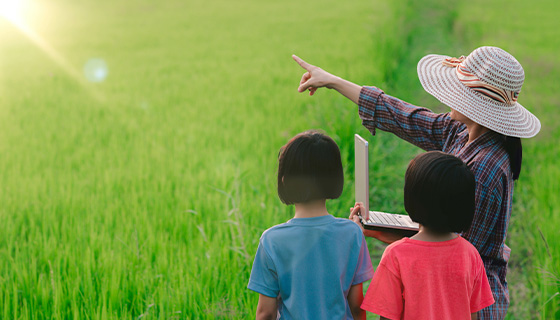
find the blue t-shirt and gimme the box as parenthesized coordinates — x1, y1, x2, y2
(248, 214, 374, 320)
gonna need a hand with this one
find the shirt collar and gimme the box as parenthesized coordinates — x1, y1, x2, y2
(287, 214, 335, 226)
(457, 130, 503, 164)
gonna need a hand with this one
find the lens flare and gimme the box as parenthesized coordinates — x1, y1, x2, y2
(84, 58, 109, 83)
(2, 0, 105, 101)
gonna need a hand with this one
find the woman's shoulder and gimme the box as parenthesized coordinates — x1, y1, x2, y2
(467, 136, 511, 185)
(470, 154, 511, 189)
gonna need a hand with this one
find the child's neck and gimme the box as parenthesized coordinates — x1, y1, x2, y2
(410, 225, 458, 242)
(294, 199, 329, 218)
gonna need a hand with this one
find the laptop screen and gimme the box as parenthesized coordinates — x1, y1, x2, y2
(354, 134, 369, 213)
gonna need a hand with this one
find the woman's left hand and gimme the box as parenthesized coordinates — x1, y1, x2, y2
(349, 203, 404, 244)
(349, 202, 368, 221)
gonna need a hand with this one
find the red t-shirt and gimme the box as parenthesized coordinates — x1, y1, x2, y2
(361, 236, 494, 319)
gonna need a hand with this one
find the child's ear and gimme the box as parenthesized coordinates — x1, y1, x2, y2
(281, 176, 285, 184)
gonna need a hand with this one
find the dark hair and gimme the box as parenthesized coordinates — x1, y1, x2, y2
(504, 136, 522, 180)
(404, 151, 475, 233)
(277, 130, 344, 205)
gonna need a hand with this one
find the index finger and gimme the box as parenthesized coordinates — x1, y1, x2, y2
(292, 54, 313, 71)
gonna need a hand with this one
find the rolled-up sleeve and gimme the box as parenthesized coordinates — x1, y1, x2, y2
(358, 86, 453, 151)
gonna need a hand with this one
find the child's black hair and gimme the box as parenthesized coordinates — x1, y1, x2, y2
(404, 151, 475, 233)
(277, 130, 343, 205)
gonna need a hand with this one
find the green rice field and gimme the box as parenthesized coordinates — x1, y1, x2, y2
(0, 0, 558, 318)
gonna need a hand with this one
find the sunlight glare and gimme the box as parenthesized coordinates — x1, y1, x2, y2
(0, 0, 27, 24)
(1, 0, 104, 101)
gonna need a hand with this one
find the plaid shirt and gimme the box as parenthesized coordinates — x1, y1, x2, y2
(359, 86, 512, 318)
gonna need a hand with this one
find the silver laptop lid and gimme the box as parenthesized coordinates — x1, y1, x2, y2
(354, 134, 369, 214)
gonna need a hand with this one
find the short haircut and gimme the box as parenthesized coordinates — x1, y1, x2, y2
(277, 130, 344, 205)
(404, 151, 475, 233)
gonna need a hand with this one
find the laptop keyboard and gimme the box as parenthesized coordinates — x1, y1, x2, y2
(367, 211, 418, 228)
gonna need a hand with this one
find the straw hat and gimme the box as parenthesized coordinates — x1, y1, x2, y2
(417, 46, 540, 138)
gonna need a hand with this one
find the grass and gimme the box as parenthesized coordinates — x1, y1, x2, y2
(0, 0, 384, 318)
(0, 0, 558, 318)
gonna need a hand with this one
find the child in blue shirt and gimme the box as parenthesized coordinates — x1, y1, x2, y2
(248, 130, 374, 320)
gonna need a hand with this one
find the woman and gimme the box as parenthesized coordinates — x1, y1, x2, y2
(292, 47, 541, 319)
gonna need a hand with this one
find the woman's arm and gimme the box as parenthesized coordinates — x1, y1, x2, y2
(347, 283, 366, 320)
(256, 294, 278, 320)
(292, 55, 453, 152)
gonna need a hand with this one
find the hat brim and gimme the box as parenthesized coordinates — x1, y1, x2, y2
(417, 54, 541, 138)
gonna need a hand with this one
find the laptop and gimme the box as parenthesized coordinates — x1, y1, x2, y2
(355, 134, 419, 237)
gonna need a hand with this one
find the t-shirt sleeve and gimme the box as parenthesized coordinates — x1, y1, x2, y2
(352, 235, 374, 285)
(361, 258, 403, 320)
(247, 239, 279, 298)
(470, 260, 495, 312)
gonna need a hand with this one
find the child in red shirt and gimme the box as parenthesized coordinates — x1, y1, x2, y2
(358, 151, 495, 319)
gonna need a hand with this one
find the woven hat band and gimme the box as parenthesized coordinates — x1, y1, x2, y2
(456, 63, 519, 105)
